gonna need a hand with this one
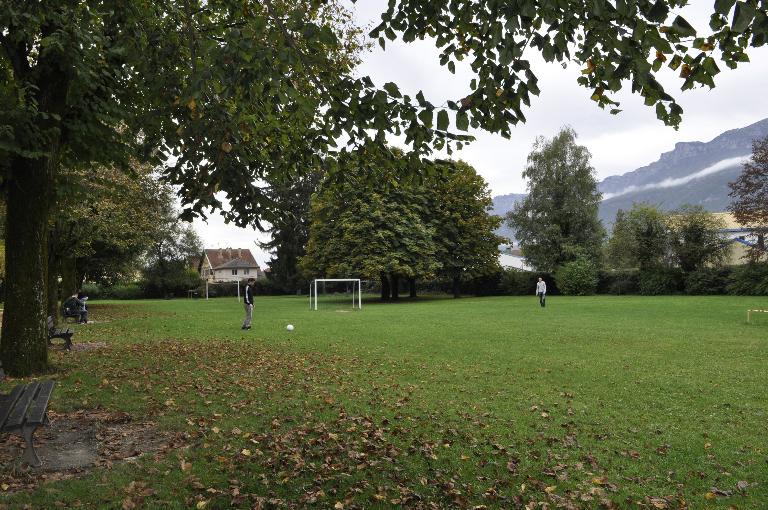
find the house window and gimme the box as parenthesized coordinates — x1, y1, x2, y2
(231, 269, 238, 275)
(244, 269, 250, 275)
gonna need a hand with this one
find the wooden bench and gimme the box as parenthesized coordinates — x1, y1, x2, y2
(0, 381, 56, 466)
(47, 316, 74, 350)
(747, 309, 768, 323)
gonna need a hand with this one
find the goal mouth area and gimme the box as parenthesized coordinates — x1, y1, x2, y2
(309, 279, 362, 311)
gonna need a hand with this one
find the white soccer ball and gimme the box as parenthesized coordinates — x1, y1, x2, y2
(286, 324, 294, 331)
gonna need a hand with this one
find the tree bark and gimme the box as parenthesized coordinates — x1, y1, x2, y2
(408, 277, 417, 298)
(0, 34, 68, 376)
(390, 274, 400, 300)
(380, 273, 390, 301)
(60, 256, 79, 298)
(452, 275, 461, 298)
(1, 156, 56, 376)
(47, 253, 60, 327)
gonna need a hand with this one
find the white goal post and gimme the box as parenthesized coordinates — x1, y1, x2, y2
(309, 279, 362, 311)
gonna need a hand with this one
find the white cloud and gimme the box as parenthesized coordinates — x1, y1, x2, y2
(602, 155, 751, 200)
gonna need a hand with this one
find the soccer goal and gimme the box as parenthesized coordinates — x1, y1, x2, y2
(309, 279, 362, 311)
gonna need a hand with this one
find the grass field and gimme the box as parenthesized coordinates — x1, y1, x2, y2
(2, 294, 767, 509)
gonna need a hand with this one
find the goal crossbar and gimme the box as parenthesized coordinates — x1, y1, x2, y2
(309, 279, 362, 311)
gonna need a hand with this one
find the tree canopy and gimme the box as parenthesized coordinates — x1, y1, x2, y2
(301, 157, 503, 299)
(667, 205, 729, 272)
(607, 203, 671, 270)
(506, 127, 605, 272)
(729, 134, 768, 260)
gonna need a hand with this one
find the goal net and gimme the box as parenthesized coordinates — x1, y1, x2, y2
(309, 279, 362, 311)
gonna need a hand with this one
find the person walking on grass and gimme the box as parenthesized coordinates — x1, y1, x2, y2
(241, 278, 256, 330)
(536, 277, 546, 308)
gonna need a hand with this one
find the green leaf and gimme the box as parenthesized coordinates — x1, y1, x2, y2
(732, 1, 756, 33)
(437, 110, 449, 131)
(383, 82, 401, 98)
(456, 111, 469, 131)
(670, 16, 697, 38)
(714, 0, 737, 16)
(418, 109, 433, 127)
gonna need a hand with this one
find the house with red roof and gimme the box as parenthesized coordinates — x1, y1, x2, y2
(196, 248, 264, 282)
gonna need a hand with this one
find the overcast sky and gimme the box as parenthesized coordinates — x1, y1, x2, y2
(194, 1, 768, 266)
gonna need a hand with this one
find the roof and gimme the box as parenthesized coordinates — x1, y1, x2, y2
(217, 258, 257, 269)
(204, 248, 259, 269)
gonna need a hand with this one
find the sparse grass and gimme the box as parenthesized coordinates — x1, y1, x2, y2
(1, 294, 767, 509)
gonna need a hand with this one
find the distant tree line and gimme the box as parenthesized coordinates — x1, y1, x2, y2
(258, 129, 768, 299)
(500, 128, 768, 296)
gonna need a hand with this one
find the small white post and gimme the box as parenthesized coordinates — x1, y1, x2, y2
(314, 279, 318, 310)
(237, 281, 240, 302)
(358, 279, 362, 310)
(206, 280, 209, 300)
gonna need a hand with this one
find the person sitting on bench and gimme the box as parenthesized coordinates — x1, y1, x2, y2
(71, 290, 89, 324)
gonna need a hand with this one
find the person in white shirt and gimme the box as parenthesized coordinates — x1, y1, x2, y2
(535, 277, 546, 307)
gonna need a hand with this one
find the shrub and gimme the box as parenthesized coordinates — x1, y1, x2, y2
(638, 268, 684, 295)
(461, 271, 504, 296)
(79, 282, 144, 300)
(141, 267, 203, 299)
(107, 283, 144, 300)
(684, 268, 730, 295)
(554, 257, 599, 295)
(597, 270, 640, 295)
(499, 269, 552, 295)
(80, 283, 104, 300)
(726, 263, 768, 295)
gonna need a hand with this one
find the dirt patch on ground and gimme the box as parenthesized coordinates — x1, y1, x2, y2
(0, 410, 186, 493)
(68, 342, 108, 352)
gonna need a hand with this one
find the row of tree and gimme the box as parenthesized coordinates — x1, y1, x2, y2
(505, 128, 768, 294)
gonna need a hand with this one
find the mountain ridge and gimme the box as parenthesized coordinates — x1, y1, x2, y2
(492, 117, 768, 239)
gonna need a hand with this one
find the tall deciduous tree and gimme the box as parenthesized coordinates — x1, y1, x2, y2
(506, 127, 604, 272)
(667, 205, 729, 272)
(2, 1, 767, 375)
(46, 164, 165, 324)
(301, 161, 439, 301)
(430, 160, 505, 298)
(141, 188, 204, 299)
(607, 204, 670, 270)
(729, 134, 768, 260)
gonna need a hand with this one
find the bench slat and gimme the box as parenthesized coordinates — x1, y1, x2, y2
(0, 385, 26, 429)
(26, 381, 55, 424)
(4, 382, 40, 430)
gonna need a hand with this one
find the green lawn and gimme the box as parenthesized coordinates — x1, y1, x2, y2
(2, 295, 767, 509)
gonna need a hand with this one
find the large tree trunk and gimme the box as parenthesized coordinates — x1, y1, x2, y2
(380, 273, 390, 302)
(1, 23, 69, 376)
(1, 156, 56, 376)
(47, 253, 60, 327)
(452, 275, 461, 298)
(390, 274, 400, 300)
(60, 256, 79, 298)
(408, 277, 417, 298)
